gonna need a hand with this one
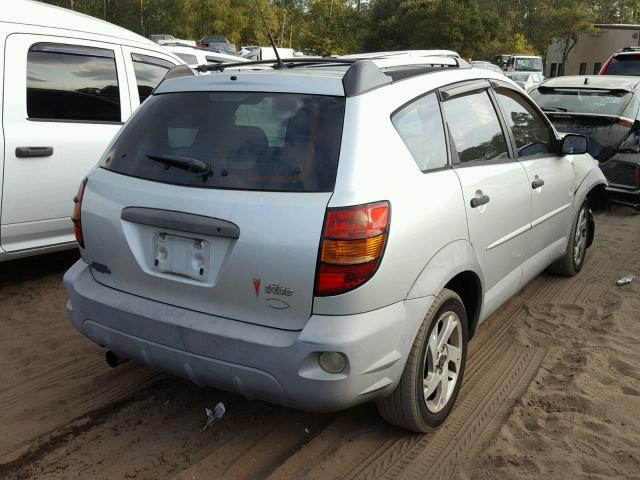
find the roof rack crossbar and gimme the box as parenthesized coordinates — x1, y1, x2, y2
(189, 54, 468, 98)
(196, 58, 358, 72)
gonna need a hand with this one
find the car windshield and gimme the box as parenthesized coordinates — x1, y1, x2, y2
(605, 54, 640, 75)
(514, 57, 542, 71)
(508, 73, 530, 82)
(530, 88, 632, 115)
(101, 91, 346, 192)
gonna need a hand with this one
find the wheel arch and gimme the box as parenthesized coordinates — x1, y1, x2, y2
(586, 182, 608, 213)
(406, 239, 484, 339)
(443, 271, 483, 339)
(585, 183, 607, 247)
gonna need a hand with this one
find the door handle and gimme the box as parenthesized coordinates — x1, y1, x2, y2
(16, 146, 54, 158)
(531, 178, 545, 189)
(470, 195, 490, 208)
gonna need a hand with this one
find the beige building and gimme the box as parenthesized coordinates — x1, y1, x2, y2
(546, 24, 640, 77)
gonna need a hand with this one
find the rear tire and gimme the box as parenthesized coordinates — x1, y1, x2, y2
(377, 288, 468, 433)
(548, 200, 591, 276)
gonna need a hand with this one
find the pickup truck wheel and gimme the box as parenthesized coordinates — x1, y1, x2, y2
(377, 288, 468, 433)
(548, 200, 591, 276)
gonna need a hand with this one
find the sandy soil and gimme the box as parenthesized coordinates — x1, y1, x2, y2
(0, 207, 638, 479)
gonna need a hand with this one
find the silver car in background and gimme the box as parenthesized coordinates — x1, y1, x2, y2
(64, 52, 607, 432)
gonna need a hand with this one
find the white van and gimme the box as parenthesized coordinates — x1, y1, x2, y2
(506, 55, 543, 73)
(0, 0, 182, 261)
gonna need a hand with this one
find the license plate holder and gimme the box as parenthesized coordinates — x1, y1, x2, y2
(152, 232, 210, 281)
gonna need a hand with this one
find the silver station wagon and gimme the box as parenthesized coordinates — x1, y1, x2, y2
(64, 52, 607, 432)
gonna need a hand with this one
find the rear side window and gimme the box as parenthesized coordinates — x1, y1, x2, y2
(27, 43, 120, 122)
(496, 89, 553, 157)
(604, 55, 640, 75)
(131, 53, 174, 103)
(101, 92, 345, 192)
(442, 90, 509, 163)
(392, 93, 448, 171)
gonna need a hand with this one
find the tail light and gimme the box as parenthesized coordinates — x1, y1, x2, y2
(617, 117, 634, 128)
(599, 56, 613, 74)
(71, 178, 87, 248)
(315, 201, 390, 296)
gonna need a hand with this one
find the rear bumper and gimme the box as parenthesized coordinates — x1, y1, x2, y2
(64, 260, 433, 412)
(606, 185, 640, 210)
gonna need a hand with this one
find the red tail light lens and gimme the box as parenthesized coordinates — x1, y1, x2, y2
(71, 178, 87, 248)
(617, 117, 634, 128)
(316, 201, 390, 296)
(323, 203, 388, 239)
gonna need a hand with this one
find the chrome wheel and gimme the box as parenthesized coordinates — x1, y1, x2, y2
(573, 206, 588, 266)
(423, 311, 463, 413)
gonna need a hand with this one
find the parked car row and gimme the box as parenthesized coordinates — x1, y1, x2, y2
(162, 43, 247, 68)
(1, 0, 619, 436)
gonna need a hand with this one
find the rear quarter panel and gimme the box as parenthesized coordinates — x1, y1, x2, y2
(0, 26, 6, 255)
(313, 72, 475, 316)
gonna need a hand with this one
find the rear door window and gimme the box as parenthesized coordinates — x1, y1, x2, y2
(101, 91, 345, 192)
(392, 93, 448, 171)
(27, 43, 120, 122)
(442, 90, 509, 163)
(131, 53, 174, 102)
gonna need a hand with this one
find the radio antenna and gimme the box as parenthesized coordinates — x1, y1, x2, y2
(254, 0, 284, 69)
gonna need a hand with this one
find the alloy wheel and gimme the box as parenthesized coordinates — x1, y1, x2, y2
(573, 206, 588, 266)
(423, 311, 463, 413)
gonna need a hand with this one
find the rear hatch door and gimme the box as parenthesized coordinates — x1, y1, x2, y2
(81, 90, 345, 330)
(532, 85, 638, 161)
(546, 112, 634, 160)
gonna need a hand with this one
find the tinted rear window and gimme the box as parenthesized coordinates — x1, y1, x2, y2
(530, 88, 631, 115)
(101, 92, 345, 192)
(605, 54, 640, 75)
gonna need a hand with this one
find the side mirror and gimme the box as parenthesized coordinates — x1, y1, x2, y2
(561, 134, 589, 155)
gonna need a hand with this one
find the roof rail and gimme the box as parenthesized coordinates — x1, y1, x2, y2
(196, 57, 357, 72)
(192, 54, 467, 97)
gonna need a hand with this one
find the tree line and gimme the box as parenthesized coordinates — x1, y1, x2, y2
(41, 0, 640, 60)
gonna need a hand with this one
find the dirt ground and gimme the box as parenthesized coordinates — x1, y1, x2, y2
(0, 207, 639, 480)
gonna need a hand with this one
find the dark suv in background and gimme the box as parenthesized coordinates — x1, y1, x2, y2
(600, 47, 640, 76)
(196, 36, 236, 55)
(530, 75, 640, 210)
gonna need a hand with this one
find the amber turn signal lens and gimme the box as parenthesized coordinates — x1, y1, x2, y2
(321, 234, 385, 265)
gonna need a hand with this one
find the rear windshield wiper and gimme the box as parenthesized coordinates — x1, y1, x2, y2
(147, 154, 211, 175)
(541, 107, 568, 112)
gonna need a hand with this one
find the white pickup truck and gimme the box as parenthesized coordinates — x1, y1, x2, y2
(0, 0, 182, 261)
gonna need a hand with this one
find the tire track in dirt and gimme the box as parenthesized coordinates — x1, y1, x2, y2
(267, 245, 611, 480)
(265, 278, 549, 480)
(0, 360, 163, 463)
(2, 211, 633, 480)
